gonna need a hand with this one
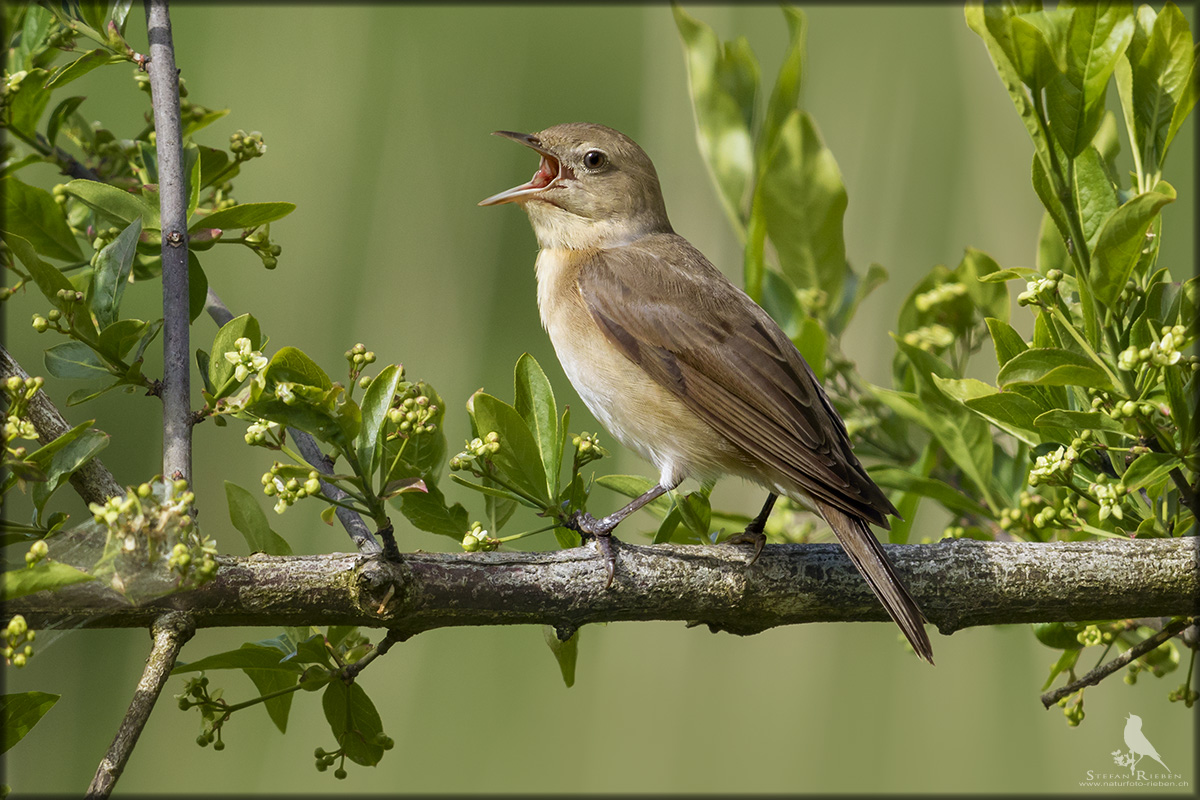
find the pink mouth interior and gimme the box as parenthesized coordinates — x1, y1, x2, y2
(530, 155, 558, 189)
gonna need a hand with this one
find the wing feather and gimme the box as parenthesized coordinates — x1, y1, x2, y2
(578, 234, 897, 526)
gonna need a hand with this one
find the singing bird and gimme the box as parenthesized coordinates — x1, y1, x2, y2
(1123, 714, 1171, 773)
(480, 122, 933, 663)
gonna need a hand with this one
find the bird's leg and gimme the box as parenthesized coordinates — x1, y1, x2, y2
(567, 482, 673, 587)
(724, 492, 777, 564)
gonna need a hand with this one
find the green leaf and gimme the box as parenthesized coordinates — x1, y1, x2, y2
(542, 626, 578, 688)
(1036, 212, 1070, 276)
(63, 179, 160, 228)
(829, 262, 888, 336)
(985, 317, 1029, 367)
(1, 692, 60, 754)
(208, 313, 261, 394)
(198, 145, 235, 189)
(514, 354, 560, 495)
(760, 110, 847, 314)
(1090, 183, 1176, 305)
(932, 376, 1049, 445)
(398, 480, 468, 539)
(1009, 9, 1073, 89)
(43, 48, 117, 89)
(1122, 452, 1181, 492)
(956, 247, 1010, 324)
(46, 96, 86, 148)
(1163, 360, 1192, 453)
(264, 347, 332, 390)
(97, 319, 148, 361)
(866, 466, 990, 519)
(1, 177, 85, 262)
(760, 268, 805, 339)
(243, 662, 297, 735)
(189, 202, 296, 233)
(1045, 2, 1134, 158)
(997, 347, 1116, 390)
(2, 561, 95, 600)
(468, 391, 551, 505)
(30, 427, 109, 517)
(794, 316, 826, 382)
(322, 680, 385, 767)
(1071, 146, 1119, 255)
(966, 3, 1057, 210)
(879, 347, 1000, 512)
(188, 252, 208, 323)
(182, 107, 230, 138)
(14, 5, 53, 69)
(1032, 155, 1073, 251)
(1034, 409, 1128, 434)
(653, 505, 683, 544)
(758, 6, 807, 164)
(356, 364, 404, 486)
(225, 481, 292, 556)
(44, 341, 112, 379)
(90, 218, 142, 329)
(595, 474, 672, 518)
(66, 380, 123, 407)
(184, 144, 202, 219)
(173, 643, 305, 674)
(1131, 2, 1196, 169)
(3, 232, 75, 308)
(673, 3, 757, 229)
(7, 68, 50, 138)
(1042, 648, 1081, 691)
(1163, 49, 1199, 163)
(675, 490, 712, 539)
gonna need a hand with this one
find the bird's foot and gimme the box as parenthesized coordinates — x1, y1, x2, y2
(723, 529, 766, 565)
(566, 510, 619, 588)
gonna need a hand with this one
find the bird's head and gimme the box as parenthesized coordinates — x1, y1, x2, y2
(479, 122, 672, 250)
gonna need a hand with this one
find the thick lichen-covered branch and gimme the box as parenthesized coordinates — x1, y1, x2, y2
(10, 537, 1196, 637)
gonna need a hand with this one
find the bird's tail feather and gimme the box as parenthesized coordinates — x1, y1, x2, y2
(817, 500, 934, 664)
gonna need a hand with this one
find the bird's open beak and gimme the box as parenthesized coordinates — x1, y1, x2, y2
(478, 131, 565, 206)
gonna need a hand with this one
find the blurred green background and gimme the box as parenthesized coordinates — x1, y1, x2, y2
(4, 4, 1194, 794)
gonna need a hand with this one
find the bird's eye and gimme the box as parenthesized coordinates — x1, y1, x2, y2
(582, 149, 607, 169)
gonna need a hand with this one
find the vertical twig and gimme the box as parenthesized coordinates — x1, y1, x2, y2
(144, 0, 192, 484)
(87, 612, 195, 798)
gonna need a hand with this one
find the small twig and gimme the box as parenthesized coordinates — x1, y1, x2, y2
(1168, 467, 1197, 518)
(291, 428, 382, 555)
(1, 345, 124, 506)
(144, 0, 192, 486)
(341, 628, 407, 681)
(204, 288, 234, 327)
(1040, 617, 1194, 708)
(86, 612, 195, 798)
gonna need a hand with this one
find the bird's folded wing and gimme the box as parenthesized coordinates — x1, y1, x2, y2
(576, 236, 897, 527)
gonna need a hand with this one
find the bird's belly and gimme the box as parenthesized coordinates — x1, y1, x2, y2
(539, 284, 743, 487)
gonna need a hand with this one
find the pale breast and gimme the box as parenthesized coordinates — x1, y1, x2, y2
(534, 248, 744, 488)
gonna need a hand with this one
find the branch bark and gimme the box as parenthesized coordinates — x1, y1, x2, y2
(11, 537, 1197, 637)
(144, 0, 192, 485)
(1, 345, 125, 506)
(86, 612, 195, 799)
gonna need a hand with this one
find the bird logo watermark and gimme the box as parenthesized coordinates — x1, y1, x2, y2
(1079, 713, 1188, 788)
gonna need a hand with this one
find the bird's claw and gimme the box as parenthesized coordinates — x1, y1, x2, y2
(564, 511, 618, 587)
(724, 530, 766, 565)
